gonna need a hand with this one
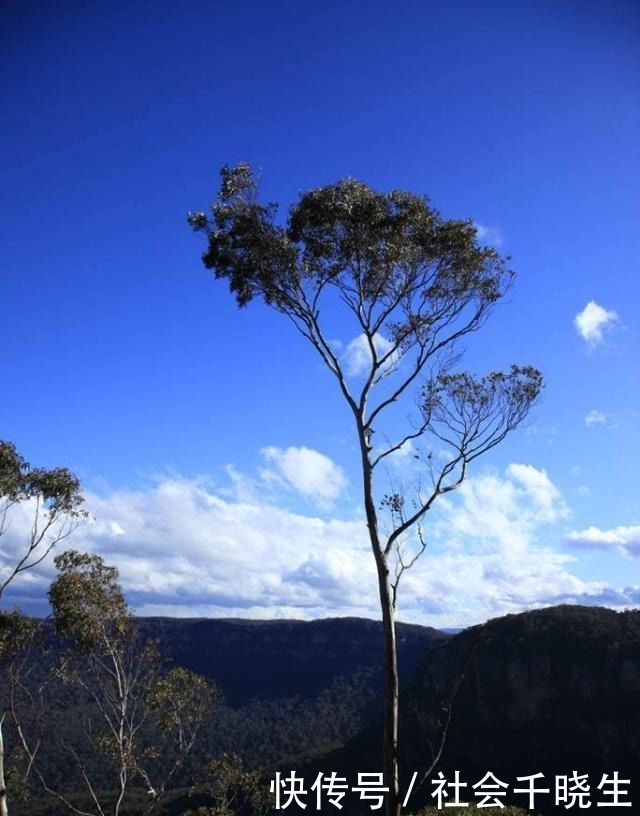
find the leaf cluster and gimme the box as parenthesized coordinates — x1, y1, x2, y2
(0, 441, 88, 600)
(0, 441, 84, 517)
(422, 365, 544, 464)
(188, 164, 511, 329)
(186, 753, 272, 816)
(49, 550, 130, 653)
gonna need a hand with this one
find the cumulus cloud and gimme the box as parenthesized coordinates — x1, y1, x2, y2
(405, 464, 636, 623)
(342, 333, 397, 377)
(434, 463, 570, 555)
(0, 474, 373, 619)
(1, 463, 636, 628)
(573, 301, 618, 345)
(506, 463, 570, 524)
(585, 409, 607, 426)
(260, 446, 347, 507)
(565, 525, 640, 559)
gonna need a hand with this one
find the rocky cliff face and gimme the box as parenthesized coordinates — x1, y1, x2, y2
(136, 615, 447, 704)
(401, 605, 640, 813)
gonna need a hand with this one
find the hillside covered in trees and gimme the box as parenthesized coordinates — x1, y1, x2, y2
(3, 605, 638, 815)
(311, 605, 640, 815)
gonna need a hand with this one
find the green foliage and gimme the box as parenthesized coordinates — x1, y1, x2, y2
(188, 165, 511, 323)
(145, 666, 218, 774)
(185, 753, 272, 816)
(147, 668, 216, 737)
(0, 440, 84, 517)
(49, 549, 130, 652)
(4, 759, 30, 803)
(421, 365, 544, 466)
(0, 440, 86, 599)
(0, 611, 47, 813)
(1, 551, 215, 816)
(0, 610, 41, 660)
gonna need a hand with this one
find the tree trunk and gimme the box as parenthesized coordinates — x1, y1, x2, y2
(360, 437, 401, 816)
(0, 713, 8, 816)
(377, 567, 401, 816)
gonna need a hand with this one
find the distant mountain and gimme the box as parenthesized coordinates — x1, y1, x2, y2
(136, 615, 448, 705)
(6, 615, 448, 816)
(317, 605, 640, 815)
(8, 607, 639, 815)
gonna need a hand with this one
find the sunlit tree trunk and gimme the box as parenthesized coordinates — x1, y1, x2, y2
(361, 432, 400, 816)
(379, 573, 400, 816)
(0, 713, 8, 816)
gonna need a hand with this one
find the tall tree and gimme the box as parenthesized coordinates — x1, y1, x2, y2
(0, 440, 86, 600)
(188, 165, 543, 816)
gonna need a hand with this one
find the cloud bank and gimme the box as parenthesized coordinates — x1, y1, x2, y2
(1, 457, 637, 628)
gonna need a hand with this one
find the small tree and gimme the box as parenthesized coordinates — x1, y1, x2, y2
(189, 165, 543, 816)
(0, 440, 86, 600)
(186, 753, 272, 816)
(5, 551, 215, 816)
(0, 441, 85, 815)
(0, 610, 50, 816)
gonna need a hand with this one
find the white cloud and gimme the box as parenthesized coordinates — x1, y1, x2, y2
(585, 409, 607, 426)
(473, 222, 503, 247)
(1, 463, 636, 629)
(260, 446, 347, 507)
(573, 301, 618, 345)
(433, 464, 570, 556)
(402, 464, 633, 623)
(566, 525, 640, 559)
(506, 463, 570, 524)
(342, 333, 397, 377)
(0, 474, 374, 619)
(387, 439, 416, 462)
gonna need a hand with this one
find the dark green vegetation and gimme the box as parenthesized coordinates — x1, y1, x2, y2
(190, 165, 543, 816)
(1, 615, 444, 813)
(1, 552, 214, 816)
(0, 440, 88, 816)
(315, 605, 640, 815)
(408, 604, 640, 814)
(137, 617, 445, 706)
(3, 604, 638, 815)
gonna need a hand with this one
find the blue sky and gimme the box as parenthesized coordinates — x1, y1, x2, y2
(1, 0, 638, 626)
